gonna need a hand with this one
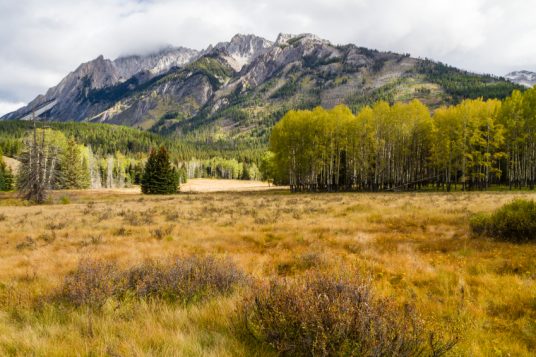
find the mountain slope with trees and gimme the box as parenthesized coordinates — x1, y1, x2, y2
(2, 33, 523, 149)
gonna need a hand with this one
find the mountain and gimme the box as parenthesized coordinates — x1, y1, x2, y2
(2, 46, 199, 122)
(2, 33, 523, 144)
(505, 70, 536, 88)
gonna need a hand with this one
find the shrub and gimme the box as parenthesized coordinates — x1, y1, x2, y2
(60, 259, 120, 307)
(123, 256, 245, 303)
(16, 236, 36, 251)
(38, 231, 57, 243)
(470, 199, 536, 242)
(113, 227, 131, 236)
(57, 256, 245, 308)
(239, 273, 455, 357)
(151, 225, 174, 240)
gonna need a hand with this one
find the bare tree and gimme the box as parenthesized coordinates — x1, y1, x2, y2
(17, 114, 59, 203)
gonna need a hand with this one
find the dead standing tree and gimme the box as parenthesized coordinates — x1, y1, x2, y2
(17, 113, 59, 203)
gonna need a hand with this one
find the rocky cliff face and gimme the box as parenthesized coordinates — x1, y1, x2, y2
(2, 46, 199, 121)
(2, 33, 522, 142)
(212, 34, 273, 71)
(114, 46, 200, 78)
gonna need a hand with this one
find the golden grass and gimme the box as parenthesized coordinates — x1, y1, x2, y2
(0, 189, 535, 355)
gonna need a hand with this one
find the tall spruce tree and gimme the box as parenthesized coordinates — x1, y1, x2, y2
(58, 137, 90, 189)
(141, 147, 179, 194)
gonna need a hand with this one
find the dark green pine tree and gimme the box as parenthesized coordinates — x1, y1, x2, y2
(141, 147, 179, 194)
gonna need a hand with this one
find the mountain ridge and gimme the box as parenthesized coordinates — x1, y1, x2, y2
(2, 33, 523, 144)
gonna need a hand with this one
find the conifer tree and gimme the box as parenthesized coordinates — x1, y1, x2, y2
(141, 147, 179, 194)
(58, 137, 90, 189)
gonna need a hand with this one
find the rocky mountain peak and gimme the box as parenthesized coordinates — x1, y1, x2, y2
(113, 46, 199, 78)
(275, 33, 330, 46)
(213, 34, 273, 71)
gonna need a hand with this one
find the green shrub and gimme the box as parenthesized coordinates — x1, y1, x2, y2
(239, 273, 456, 356)
(470, 199, 536, 242)
(469, 213, 491, 236)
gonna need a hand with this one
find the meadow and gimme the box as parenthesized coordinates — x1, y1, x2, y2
(0, 185, 535, 356)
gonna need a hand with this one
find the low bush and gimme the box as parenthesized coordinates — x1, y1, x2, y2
(239, 273, 456, 356)
(123, 256, 245, 303)
(470, 199, 536, 242)
(61, 259, 120, 307)
(151, 225, 174, 240)
(58, 256, 245, 308)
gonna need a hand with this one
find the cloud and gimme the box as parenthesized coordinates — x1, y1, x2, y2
(0, 101, 27, 117)
(1, 0, 535, 109)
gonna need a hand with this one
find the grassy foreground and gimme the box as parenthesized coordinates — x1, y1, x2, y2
(0, 189, 535, 356)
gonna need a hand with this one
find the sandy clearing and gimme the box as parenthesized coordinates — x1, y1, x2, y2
(64, 179, 286, 195)
(180, 178, 284, 192)
(3, 157, 20, 173)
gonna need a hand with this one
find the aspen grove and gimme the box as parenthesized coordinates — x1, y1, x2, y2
(270, 87, 536, 192)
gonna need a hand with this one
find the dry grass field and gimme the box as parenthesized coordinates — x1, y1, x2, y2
(0, 186, 535, 356)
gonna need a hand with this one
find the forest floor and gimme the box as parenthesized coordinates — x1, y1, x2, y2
(0, 188, 535, 356)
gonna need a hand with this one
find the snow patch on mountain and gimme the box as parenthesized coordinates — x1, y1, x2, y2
(213, 34, 273, 71)
(505, 70, 536, 88)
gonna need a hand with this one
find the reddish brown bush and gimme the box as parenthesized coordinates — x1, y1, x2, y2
(240, 273, 456, 356)
(123, 256, 245, 303)
(58, 256, 245, 307)
(60, 259, 121, 307)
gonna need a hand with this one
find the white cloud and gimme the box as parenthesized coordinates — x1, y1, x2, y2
(0, 101, 27, 117)
(1, 0, 535, 108)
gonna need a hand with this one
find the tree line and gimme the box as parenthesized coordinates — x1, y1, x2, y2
(268, 87, 536, 192)
(0, 120, 265, 166)
(13, 122, 182, 202)
(415, 60, 524, 102)
(5, 122, 263, 202)
(0, 121, 267, 182)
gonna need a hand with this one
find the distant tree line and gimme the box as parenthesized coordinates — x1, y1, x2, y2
(0, 120, 265, 165)
(268, 87, 536, 192)
(183, 158, 260, 180)
(0, 121, 266, 181)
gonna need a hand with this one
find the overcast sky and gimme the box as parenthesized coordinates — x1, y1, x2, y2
(1, 0, 535, 115)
